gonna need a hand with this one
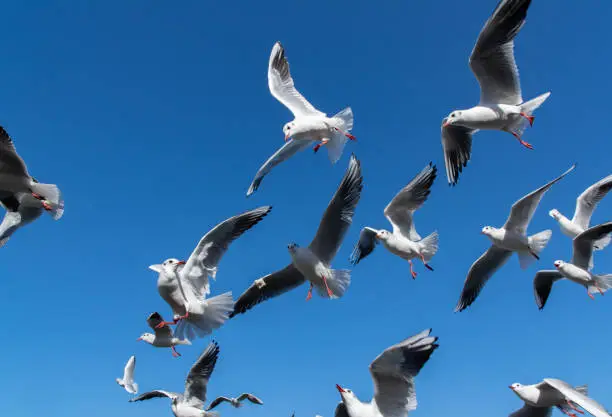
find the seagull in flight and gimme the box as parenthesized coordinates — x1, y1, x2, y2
(232, 155, 363, 317)
(137, 312, 191, 357)
(206, 393, 263, 411)
(116, 355, 138, 395)
(441, 0, 550, 185)
(350, 163, 438, 279)
(455, 164, 575, 312)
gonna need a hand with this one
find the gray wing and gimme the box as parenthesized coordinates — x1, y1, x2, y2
(370, 329, 439, 417)
(184, 341, 220, 408)
(349, 227, 379, 265)
(573, 174, 612, 230)
(441, 120, 477, 186)
(335, 402, 350, 417)
(123, 355, 136, 383)
(572, 222, 612, 270)
(180, 206, 273, 297)
(455, 245, 513, 312)
(206, 396, 232, 411)
(509, 404, 553, 417)
(230, 265, 305, 317)
(533, 270, 563, 310)
(0, 126, 29, 178)
(469, 0, 532, 105)
(268, 42, 324, 118)
(543, 379, 610, 417)
(384, 163, 437, 240)
(129, 390, 177, 402)
(247, 139, 313, 197)
(505, 164, 575, 234)
(309, 154, 363, 263)
(237, 393, 264, 404)
(146, 312, 174, 339)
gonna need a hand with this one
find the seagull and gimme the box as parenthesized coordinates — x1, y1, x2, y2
(206, 393, 264, 411)
(130, 341, 220, 417)
(231, 155, 363, 316)
(441, 0, 550, 185)
(0, 186, 63, 247)
(509, 379, 609, 417)
(334, 328, 438, 417)
(116, 355, 138, 394)
(149, 206, 272, 340)
(350, 163, 438, 279)
(533, 222, 612, 309)
(549, 174, 612, 251)
(246, 42, 355, 197)
(0, 126, 64, 212)
(137, 312, 191, 357)
(455, 164, 575, 312)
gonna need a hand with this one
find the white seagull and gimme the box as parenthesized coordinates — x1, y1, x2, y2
(533, 222, 612, 309)
(350, 163, 438, 279)
(231, 155, 363, 317)
(149, 206, 272, 340)
(246, 42, 355, 196)
(334, 328, 438, 417)
(0, 126, 64, 213)
(509, 379, 609, 417)
(137, 312, 191, 357)
(206, 393, 264, 411)
(441, 0, 550, 185)
(455, 164, 575, 312)
(130, 341, 221, 417)
(549, 174, 612, 251)
(116, 355, 138, 394)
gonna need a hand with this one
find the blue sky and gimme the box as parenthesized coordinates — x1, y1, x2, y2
(0, 1, 611, 416)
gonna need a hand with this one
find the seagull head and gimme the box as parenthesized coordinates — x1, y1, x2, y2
(509, 383, 522, 391)
(554, 260, 564, 269)
(283, 121, 297, 141)
(549, 209, 561, 220)
(336, 384, 357, 403)
(137, 333, 155, 344)
(442, 111, 464, 127)
(375, 230, 390, 241)
(287, 242, 299, 253)
(162, 258, 185, 272)
(481, 226, 494, 236)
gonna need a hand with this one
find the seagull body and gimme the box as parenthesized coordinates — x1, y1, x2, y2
(441, 0, 550, 185)
(138, 312, 191, 357)
(549, 174, 612, 250)
(0, 126, 64, 214)
(116, 355, 138, 395)
(231, 155, 363, 316)
(334, 329, 438, 417)
(455, 164, 575, 311)
(0, 191, 55, 247)
(510, 379, 609, 417)
(130, 342, 221, 417)
(206, 393, 263, 411)
(350, 163, 438, 279)
(149, 206, 272, 340)
(533, 222, 612, 309)
(246, 42, 354, 196)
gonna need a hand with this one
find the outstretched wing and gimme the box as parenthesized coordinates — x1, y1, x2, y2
(129, 390, 177, 402)
(0, 126, 29, 179)
(146, 312, 173, 339)
(572, 222, 612, 270)
(384, 163, 437, 240)
(309, 154, 363, 264)
(184, 341, 220, 407)
(268, 42, 324, 118)
(349, 227, 380, 265)
(543, 379, 610, 417)
(573, 174, 612, 230)
(509, 404, 552, 417)
(533, 270, 563, 310)
(469, 0, 532, 105)
(441, 121, 477, 186)
(180, 206, 272, 297)
(206, 396, 232, 411)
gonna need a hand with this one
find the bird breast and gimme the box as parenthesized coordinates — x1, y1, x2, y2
(291, 248, 326, 280)
(559, 264, 592, 284)
(490, 229, 527, 252)
(381, 234, 418, 258)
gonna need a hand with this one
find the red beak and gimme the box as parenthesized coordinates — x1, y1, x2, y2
(285, 134, 291, 141)
(336, 384, 345, 393)
(176, 260, 186, 265)
(137, 337, 142, 341)
(509, 385, 514, 390)
(443, 121, 450, 128)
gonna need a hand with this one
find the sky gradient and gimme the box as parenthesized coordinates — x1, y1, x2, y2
(0, 1, 611, 417)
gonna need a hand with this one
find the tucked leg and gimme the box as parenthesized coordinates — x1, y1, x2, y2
(419, 254, 434, 271)
(313, 138, 330, 153)
(520, 112, 535, 126)
(409, 260, 417, 279)
(171, 346, 181, 357)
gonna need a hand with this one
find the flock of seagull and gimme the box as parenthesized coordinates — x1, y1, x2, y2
(1, 0, 610, 416)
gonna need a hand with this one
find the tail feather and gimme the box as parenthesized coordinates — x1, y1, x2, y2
(520, 230, 552, 269)
(175, 292, 234, 341)
(520, 92, 551, 115)
(575, 384, 588, 396)
(30, 182, 64, 219)
(316, 269, 351, 298)
(589, 274, 612, 295)
(418, 231, 439, 262)
(333, 107, 353, 131)
(325, 107, 354, 165)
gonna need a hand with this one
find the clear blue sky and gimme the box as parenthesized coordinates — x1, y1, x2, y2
(0, 1, 610, 416)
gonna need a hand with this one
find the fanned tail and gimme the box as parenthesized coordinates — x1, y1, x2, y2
(30, 182, 64, 220)
(418, 231, 439, 262)
(519, 230, 552, 269)
(589, 274, 612, 295)
(326, 107, 354, 164)
(316, 269, 351, 299)
(175, 292, 234, 341)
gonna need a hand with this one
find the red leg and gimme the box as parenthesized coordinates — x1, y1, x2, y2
(520, 112, 535, 126)
(155, 320, 177, 329)
(587, 288, 595, 300)
(171, 346, 181, 357)
(306, 282, 313, 301)
(409, 260, 417, 279)
(419, 254, 434, 271)
(567, 401, 584, 414)
(41, 201, 53, 211)
(510, 131, 534, 150)
(322, 276, 334, 298)
(597, 285, 605, 296)
(334, 127, 356, 141)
